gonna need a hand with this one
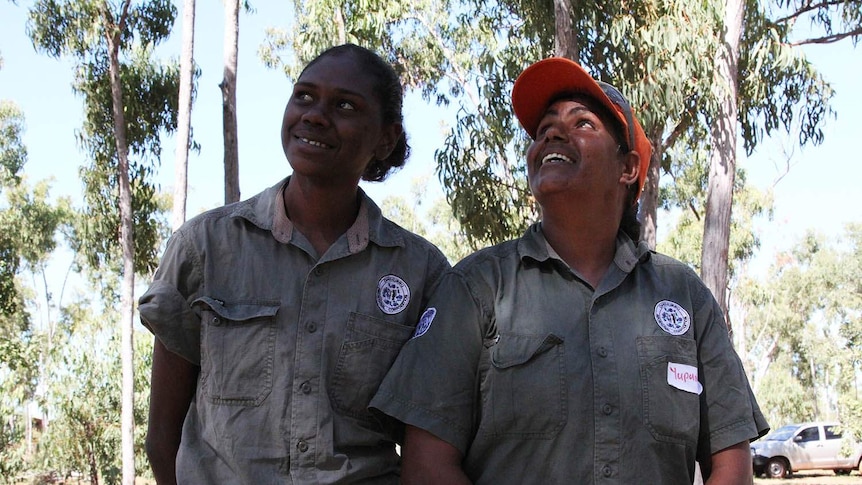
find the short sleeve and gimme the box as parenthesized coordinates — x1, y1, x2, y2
(694, 285, 769, 458)
(370, 271, 487, 454)
(138, 229, 203, 365)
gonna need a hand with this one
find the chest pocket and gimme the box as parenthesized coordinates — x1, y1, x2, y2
(637, 335, 700, 445)
(196, 297, 279, 406)
(330, 312, 414, 420)
(481, 332, 566, 438)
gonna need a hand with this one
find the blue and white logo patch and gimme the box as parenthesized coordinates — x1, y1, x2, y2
(654, 300, 690, 335)
(412, 307, 436, 339)
(377, 275, 410, 315)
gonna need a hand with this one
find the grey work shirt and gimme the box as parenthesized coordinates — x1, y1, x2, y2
(371, 223, 768, 484)
(139, 178, 450, 484)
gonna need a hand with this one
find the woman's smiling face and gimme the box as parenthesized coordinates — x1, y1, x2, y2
(526, 95, 631, 208)
(281, 52, 397, 185)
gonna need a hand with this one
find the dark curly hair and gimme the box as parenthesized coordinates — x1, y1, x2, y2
(301, 44, 410, 182)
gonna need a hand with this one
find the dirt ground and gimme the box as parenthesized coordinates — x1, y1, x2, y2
(755, 470, 862, 484)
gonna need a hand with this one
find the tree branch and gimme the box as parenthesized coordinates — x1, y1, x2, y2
(772, 0, 848, 25)
(789, 27, 862, 45)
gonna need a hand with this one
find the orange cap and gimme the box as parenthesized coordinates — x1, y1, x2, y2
(512, 57, 652, 202)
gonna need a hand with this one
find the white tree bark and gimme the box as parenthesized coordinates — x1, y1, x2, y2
(103, 2, 136, 482)
(554, 0, 576, 60)
(702, 0, 744, 334)
(222, 0, 240, 204)
(173, 0, 196, 230)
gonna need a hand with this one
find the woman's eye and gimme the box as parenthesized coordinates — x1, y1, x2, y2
(292, 91, 312, 103)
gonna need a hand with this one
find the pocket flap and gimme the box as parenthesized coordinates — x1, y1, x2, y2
(193, 297, 280, 322)
(492, 333, 564, 368)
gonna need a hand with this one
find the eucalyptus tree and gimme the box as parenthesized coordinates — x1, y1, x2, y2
(380, 175, 472, 263)
(702, 0, 859, 320)
(265, 1, 848, 325)
(0, 100, 27, 318)
(27, 1, 178, 482)
(0, 99, 34, 484)
(223, 0, 240, 203)
(1, 92, 74, 479)
(36, 298, 155, 484)
(736, 225, 862, 439)
(173, 0, 196, 229)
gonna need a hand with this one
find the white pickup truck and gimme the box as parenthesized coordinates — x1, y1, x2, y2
(751, 421, 862, 478)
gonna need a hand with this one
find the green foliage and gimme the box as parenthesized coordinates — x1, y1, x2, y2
(0, 101, 26, 188)
(738, 1, 835, 155)
(658, 166, 773, 277)
(70, 45, 178, 276)
(380, 175, 474, 263)
(0, 92, 73, 484)
(35, 300, 153, 484)
(0, 330, 41, 484)
(265, 0, 842, 253)
(27, 0, 178, 277)
(738, 225, 862, 436)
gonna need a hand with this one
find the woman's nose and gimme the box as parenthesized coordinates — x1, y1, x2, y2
(301, 103, 329, 126)
(541, 121, 567, 142)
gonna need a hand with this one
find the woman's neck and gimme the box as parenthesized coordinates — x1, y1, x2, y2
(282, 176, 361, 256)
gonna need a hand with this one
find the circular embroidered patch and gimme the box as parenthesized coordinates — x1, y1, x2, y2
(654, 300, 691, 335)
(377, 274, 410, 315)
(412, 307, 436, 339)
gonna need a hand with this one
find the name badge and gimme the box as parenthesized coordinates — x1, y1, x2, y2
(667, 362, 703, 395)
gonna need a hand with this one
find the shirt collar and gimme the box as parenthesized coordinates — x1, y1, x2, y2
(231, 176, 403, 254)
(518, 222, 651, 272)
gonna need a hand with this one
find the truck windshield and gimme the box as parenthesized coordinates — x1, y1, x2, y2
(764, 425, 799, 441)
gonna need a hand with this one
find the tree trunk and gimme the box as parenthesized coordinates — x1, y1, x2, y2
(639, 135, 662, 249)
(105, 6, 137, 483)
(553, 0, 576, 60)
(173, 0, 196, 230)
(702, 0, 744, 335)
(221, 0, 240, 204)
(334, 6, 346, 44)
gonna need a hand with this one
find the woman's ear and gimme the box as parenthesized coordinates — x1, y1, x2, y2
(374, 123, 403, 161)
(619, 150, 639, 186)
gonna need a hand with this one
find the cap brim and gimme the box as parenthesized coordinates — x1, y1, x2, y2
(512, 58, 615, 140)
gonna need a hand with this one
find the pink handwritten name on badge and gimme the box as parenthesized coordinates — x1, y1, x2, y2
(667, 362, 703, 395)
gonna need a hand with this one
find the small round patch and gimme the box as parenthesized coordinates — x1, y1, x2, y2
(377, 275, 410, 315)
(412, 307, 436, 339)
(654, 300, 691, 335)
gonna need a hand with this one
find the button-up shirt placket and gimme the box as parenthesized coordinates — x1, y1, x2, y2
(289, 260, 328, 480)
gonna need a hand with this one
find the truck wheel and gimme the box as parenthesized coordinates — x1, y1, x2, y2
(766, 458, 788, 478)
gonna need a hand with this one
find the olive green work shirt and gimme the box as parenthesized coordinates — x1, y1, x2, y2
(371, 223, 768, 484)
(139, 178, 450, 484)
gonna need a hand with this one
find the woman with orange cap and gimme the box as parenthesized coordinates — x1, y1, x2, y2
(371, 57, 768, 484)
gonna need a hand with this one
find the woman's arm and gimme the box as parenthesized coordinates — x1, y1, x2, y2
(146, 337, 199, 485)
(704, 440, 754, 485)
(402, 425, 472, 485)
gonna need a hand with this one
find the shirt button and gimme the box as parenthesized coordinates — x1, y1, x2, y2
(597, 346, 608, 358)
(300, 381, 312, 394)
(314, 266, 325, 276)
(297, 439, 309, 452)
(306, 322, 317, 333)
(602, 403, 613, 415)
(602, 465, 612, 477)
(211, 316, 220, 325)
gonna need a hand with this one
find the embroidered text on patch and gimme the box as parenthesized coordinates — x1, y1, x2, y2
(412, 307, 436, 338)
(654, 300, 690, 335)
(377, 275, 410, 315)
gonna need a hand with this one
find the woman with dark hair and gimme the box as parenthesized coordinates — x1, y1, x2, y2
(140, 44, 449, 484)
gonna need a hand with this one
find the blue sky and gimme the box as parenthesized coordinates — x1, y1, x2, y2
(1, 0, 860, 278)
